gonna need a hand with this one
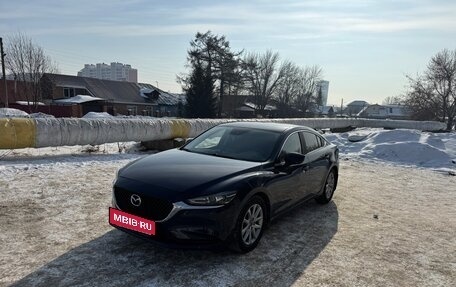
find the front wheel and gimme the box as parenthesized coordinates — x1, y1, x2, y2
(230, 195, 266, 253)
(315, 169, 337, 204)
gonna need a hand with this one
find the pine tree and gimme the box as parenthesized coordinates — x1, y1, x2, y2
(184, 61, 217, 118)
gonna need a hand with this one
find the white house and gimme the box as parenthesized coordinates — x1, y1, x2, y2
(345, 100, 369, 116)
(357, 104, 411, 120)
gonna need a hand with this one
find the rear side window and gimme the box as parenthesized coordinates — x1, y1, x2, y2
(317, 136, 327, 147)
(302, 132, 320, 153)
(281, 133, 302, 154)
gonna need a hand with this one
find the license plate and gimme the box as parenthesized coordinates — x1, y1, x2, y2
(109, 207, 156, 236)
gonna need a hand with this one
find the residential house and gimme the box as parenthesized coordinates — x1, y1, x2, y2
(137, 83, 185, 117)
(316, 106, 335, 117)
(345, 100, 369, 116)
(357, 104, 411, 120)
(221, 94, 250, 117)
(235, 102, 278, 118)
(39, 73, 184, 117)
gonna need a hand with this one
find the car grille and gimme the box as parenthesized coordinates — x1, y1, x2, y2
(114, 186, 173, 221)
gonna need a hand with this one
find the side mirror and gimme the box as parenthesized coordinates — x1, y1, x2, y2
(284, 152, 305, 166)
(275, 152, 305, 169)
(185, 138, 194, 144)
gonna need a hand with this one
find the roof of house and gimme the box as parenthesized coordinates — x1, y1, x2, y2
(54, 95, 104, 104)
(137, 83, 186, 106)
(316, 106, 334, 114)
(346, 100, 369, 107)
(44, 74, 184, 106)
(244, 102, 277, 111)
(15, 101, 46, 106)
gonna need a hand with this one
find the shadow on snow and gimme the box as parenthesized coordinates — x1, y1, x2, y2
(12, 201, 338, 287)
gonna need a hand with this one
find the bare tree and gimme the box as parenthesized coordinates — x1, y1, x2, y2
(5, 32, 58, 109)
(294, 66, 323, 116)
(243, 50, 287, 115)
(383, 96, 403, 105)
(404, 49, 456, 130)
(403, 75, 441, 121)
(273, 61, 300, 116)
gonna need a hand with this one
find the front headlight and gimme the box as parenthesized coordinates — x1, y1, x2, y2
(186, 191, 237, 206)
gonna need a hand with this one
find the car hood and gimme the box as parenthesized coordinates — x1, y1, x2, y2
(119, 149, 262, 193)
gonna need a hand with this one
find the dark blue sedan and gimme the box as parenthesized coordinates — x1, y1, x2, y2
(110, 122, 339, 252)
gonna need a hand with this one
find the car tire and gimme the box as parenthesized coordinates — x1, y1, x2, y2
(230, 195, 266, 253)
(315, 169, 337, 204)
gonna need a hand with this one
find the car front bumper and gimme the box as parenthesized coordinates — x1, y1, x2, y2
(110, 198, 239, 249)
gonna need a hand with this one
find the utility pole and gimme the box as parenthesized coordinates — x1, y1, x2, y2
(0, 37, 8, 108)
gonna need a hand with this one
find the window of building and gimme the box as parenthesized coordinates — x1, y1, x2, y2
(127, 106, 137, 116)
(63, 87, 75, 98)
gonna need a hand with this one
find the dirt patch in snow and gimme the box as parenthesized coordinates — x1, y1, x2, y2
(0, 156, 455, 287)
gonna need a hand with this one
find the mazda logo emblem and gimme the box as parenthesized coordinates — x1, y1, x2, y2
(130, 194, 141, 207)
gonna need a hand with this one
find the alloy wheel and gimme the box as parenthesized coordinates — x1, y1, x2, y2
(241, 203, 264, 246)
(325, 172, 335, 199)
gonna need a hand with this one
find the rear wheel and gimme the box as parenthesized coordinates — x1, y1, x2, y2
(315, 169, 337, 204)
(230, 195, 266, 253)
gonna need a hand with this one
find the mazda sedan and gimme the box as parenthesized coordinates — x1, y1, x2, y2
(109, 122, 339, 252)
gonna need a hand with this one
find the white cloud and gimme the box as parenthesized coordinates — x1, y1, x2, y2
(2, 0, 456, 38)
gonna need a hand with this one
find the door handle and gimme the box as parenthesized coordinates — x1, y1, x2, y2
(303, 165, 310, 172)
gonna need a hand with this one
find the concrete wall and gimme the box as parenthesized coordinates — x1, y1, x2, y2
(0, 117, 447, 149)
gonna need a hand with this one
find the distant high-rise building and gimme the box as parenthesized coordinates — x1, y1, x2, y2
(316, 80, 329, 106)
(77, 62, 138, 83)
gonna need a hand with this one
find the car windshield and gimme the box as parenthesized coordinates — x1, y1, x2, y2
(182, 126, 281, 162)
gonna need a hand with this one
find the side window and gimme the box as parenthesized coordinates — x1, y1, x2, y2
(302, 132, 320, 154)
(281, 133, 302, 155)
(317, 136, 327, 147)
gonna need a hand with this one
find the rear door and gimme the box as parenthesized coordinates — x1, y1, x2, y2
(301, 131, 332, 195)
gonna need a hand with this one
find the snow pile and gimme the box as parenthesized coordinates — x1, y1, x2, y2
(325, 128, 456, 170)
(0, 108, 29, 118)
(82, 112, 113, 118)
(29, 112, 55, 118)
(53, 95, 103, 104)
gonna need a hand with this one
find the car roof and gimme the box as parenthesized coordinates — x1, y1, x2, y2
(218, 121, 315, 133)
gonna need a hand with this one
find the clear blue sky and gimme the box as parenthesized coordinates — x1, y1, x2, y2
(1, 0, 455, 105)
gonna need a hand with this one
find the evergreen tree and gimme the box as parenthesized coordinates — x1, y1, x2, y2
(188, 31, 242, 117)
(184, 61, 217, 118)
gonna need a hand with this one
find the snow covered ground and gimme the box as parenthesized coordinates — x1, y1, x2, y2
(324, 128, 456, 173)
(0, 128, 455, 286)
